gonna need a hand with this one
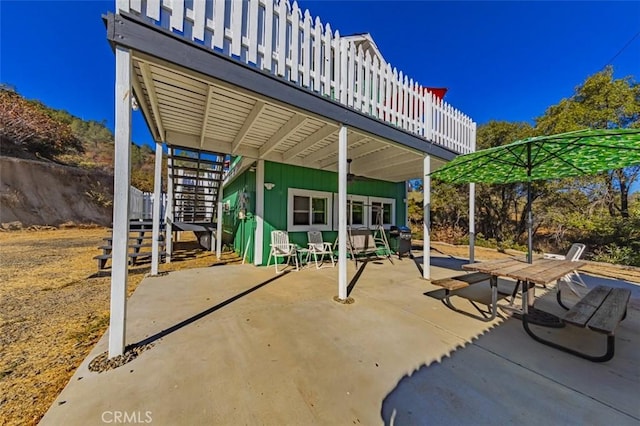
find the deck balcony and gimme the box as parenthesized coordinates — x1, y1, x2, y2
(118, 0, 476, 156)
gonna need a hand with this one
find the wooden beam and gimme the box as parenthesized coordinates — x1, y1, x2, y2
(139, 62, 166, 140)
(376, 164, 424, 182)
(353, 152, 420, 175)
(258, 114, 307, 158)
(303, 133, 366, 166)
(318, 140, 385, 168)
(131, 66, 160, 141)
(166, 130, 260, 158)
(231, 100, 265, 154)
(200, 85, 215, 148)
(281, 123, 337, 161)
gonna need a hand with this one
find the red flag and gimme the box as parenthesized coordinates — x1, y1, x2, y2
(424, 87, 447, 100)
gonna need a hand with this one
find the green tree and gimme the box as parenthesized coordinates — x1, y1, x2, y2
(535, 66, 640, 217)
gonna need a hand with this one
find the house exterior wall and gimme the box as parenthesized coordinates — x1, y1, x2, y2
(222, 167, 257, 264)
(224, 161, 406, 266)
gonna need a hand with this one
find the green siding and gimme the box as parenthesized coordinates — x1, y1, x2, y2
(222, 168, 256, 263)
(260, 161, 406, 265)
(223, 161, 407, 266)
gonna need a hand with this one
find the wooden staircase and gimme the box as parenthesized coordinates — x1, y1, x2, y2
(94, 220, 165, 270)
(168, 148, 225, 251)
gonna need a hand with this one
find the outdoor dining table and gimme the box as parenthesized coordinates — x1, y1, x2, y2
(462, 257, 586, 326)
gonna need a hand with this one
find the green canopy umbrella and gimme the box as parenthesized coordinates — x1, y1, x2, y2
(430, 128, 640, 262)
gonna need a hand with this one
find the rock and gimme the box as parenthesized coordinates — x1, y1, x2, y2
(1, 221, 23, 231)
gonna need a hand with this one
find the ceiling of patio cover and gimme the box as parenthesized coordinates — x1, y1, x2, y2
(430, 128, 640, 184)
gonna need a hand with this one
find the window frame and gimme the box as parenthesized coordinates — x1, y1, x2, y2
(368, 196, 396, 230)
(287, 188, 333, 232)
(332, 194, 369, 230)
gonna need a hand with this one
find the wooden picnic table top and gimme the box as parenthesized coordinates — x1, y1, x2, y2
(462, 258, 586, 286)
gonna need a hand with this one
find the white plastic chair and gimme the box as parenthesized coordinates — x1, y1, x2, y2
(545, 243, 587, 296)
(306, 231, 335, 269)
(266, 230, 299, 273)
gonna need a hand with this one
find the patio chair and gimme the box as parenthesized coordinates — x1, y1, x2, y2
(306, 231, 335, 269)
(266, 230, 299, 273)
(544, 243, 587, 297)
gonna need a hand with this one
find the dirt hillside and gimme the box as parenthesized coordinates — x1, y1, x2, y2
(0, 157, 113, 227)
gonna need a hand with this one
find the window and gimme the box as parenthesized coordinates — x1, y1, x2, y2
(287, 188, 333, 231)
(332, 194, 369, 230)
(369, 197, 395, 229)
(350, 200, 365, 226)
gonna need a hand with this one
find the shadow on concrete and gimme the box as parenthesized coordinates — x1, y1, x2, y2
(412, 255, 470, 277)
(136, 272, 290, 347)
(347, 260, 369, 297)
(381, 275, 640, 425)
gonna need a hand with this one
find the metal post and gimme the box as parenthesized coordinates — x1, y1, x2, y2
(469, 183, 475, 263)
(338, 126, 348, 300)
(527, 143, 533, 264)
(469, 124, 477, 264)
(423, 155, 431, 280)
(151, 142, 163, 275)
(109, 46, 132, 358)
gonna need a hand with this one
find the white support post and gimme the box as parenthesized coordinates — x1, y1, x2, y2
(165, 146, 174, 263)
(151, 141, 163, 275)
(254, 160, 265, 265)
(469, 122, 477, 263)
(109, 46, 132, 359)
(338, 126, 348, 300)
(216, 185, 224, 259)
(423, 155, 431, 280)
(469, 183, 475, 264)
(404, 181, 409, 226)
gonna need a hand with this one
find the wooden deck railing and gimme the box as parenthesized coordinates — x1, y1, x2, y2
(118, 0, 476, 154)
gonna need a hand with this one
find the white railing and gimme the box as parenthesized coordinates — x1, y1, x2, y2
(130, 186, 167, 220)
(120, 0, 475, 154)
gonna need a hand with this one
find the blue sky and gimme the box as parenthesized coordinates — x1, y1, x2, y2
(1, 0, 639, 149)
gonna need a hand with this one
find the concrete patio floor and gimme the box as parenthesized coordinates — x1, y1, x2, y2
(41, 252, 640, 425)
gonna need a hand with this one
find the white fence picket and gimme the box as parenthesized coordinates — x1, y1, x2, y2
(191, 0, 206, 41)
(276, 0, 287, 76)
(363, 50, 371, 114)
(302, 10, 311, 87)
(130, 0, 142, 13)
(322, 23, 332, 96)
(123, 0, 476, 154)
(213, 0, 225, 49)
(169, 0, 184, 32)
(346, 42, 355, 107)
(290, 1, 300, 83)
(313, 16, 322, 92)
(230, 0, 243, 56)
(247, 0, 259, 63)
(263, 0, 274, 72)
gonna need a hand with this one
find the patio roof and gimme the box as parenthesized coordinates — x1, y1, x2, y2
(105, 12, 456, 182)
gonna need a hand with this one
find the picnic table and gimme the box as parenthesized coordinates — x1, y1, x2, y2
(462, 257, 585, 326)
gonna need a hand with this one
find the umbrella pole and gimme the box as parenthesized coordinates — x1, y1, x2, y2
(527, 143, 533, 264)
(527, 180, 533, 264)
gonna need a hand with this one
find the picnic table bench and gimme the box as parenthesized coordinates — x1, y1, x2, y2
(431, 272, 497, 321)
(523, 285, 631, 362)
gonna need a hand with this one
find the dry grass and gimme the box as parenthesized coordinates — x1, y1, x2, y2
(1, 230, 636, 426)
(0, 228, 239, 426)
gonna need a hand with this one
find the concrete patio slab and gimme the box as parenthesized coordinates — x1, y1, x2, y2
(41, 253, 639, 425)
